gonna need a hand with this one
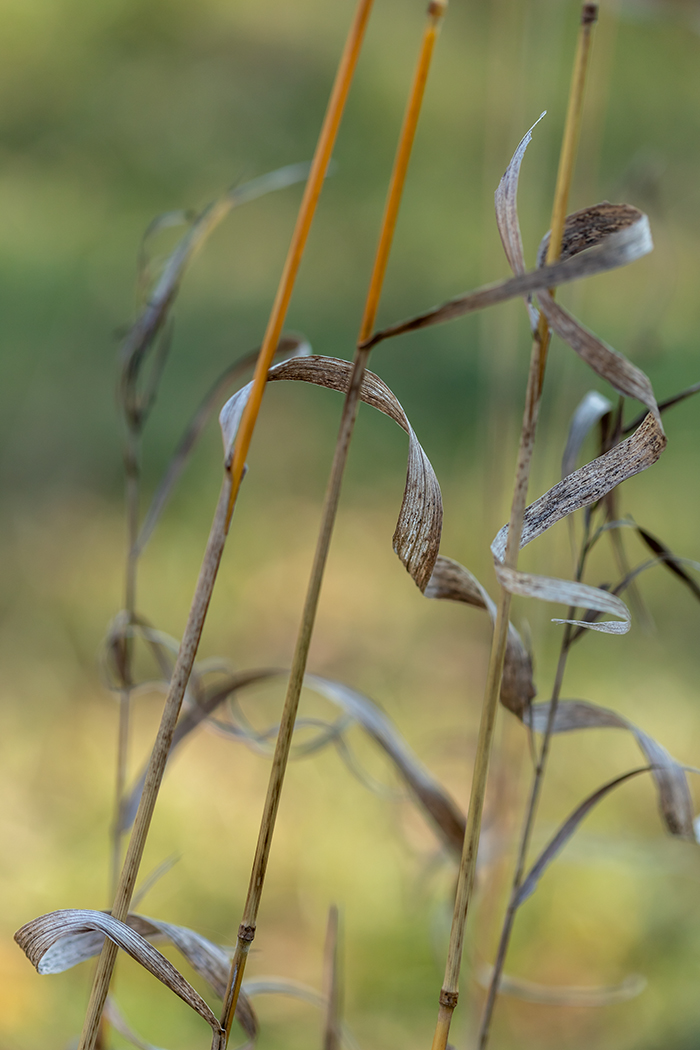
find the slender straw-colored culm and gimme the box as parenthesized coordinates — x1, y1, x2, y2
(430, 7, 598, 1050)
(219, 4, 448, 1042)
(75, 5, 374, 1047)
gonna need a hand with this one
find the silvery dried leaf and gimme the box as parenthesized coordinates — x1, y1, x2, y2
(477, 963, 646, 1006)
(491, 412, 666, 633)
(14, 910, 223, 1038)
(220, 356, 442, 592)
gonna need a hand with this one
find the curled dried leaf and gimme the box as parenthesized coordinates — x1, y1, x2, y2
(362, 203, 652, 351)
(425, 557, 535, 717)
(491, 412, 666, 633)
(494, 111, 546, 329)
(14, 910, 223, 1038)
(527, 700, 696, 839)
(219, 356, 442, 591)
(121, 163, 310, 423)
(15, 910, 257, 1046)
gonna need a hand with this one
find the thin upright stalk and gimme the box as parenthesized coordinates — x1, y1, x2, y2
(430, 8, 597, 1050)
(218, 4, 447, 1042)
(477, 497, 597, 1047)
(225, 0, 376, 527)
(78, 477, 233, 1050)
(77, 4, 372, 1043)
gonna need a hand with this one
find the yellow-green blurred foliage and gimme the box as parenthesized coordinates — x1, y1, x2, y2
(2, 0, 700, 1047)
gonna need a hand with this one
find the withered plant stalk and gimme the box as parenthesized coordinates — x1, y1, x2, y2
(76, 2, 374, 1044)
(431, 7, 598, 1050)
(219, 4, 447, 1041)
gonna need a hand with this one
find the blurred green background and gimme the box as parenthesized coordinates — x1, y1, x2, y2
(2, 0, 700, 1048)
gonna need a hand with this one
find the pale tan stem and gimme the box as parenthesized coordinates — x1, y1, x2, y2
(430, 6, 597, 1048)
(218, 4, 447, 1042)
(78, 476, 233, 1050)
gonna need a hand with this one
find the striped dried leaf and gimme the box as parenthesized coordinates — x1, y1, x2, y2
(424, 556, 535, 717)
(14, 910, 224, 1041)
(491, 412, 666, 633)
(220, 355, 442, 592)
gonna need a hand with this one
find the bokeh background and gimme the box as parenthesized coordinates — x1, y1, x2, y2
(2, 0, 700, 1047)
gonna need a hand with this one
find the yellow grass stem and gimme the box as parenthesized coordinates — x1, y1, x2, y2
(429, 7, 598, 1050)
(76, 5, 374, 1047)
(218, 4, 447, 1043)
(225, 0, 376, 529)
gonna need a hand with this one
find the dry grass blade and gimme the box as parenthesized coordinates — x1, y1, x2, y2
(305, 674, 465, 856)
(494, 110, 546, 329)
(362, 204, 651, 349)
(491, 412, 666, 633)
(635, 526, 700, 603)
(17, 910, 258, 1043)
(15, 910, 223, 1037)
(623, 378, 700, 435)
(561, 390, 613, 479)
(219, 355, 443, 591)
(476, 965, 646, 1006)
(120, 163, 311, 414)
(136, 336, 310, 554)
(425, 557, 535, 718)
(514, 767, 652, 907)
(527, 699, 696, 838)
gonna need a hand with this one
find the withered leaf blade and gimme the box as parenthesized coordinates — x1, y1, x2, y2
(14, 910, 223, 1037)
(635, 525, 700, 604)
(491, 413, 666, 634)
(362, 204, 652, 350)
(624, 378, 700, 435)
(304, 673, 465, 857)
(515, 767, 651, 907)
(561, 390, 613, 480)
(220, 355, 443, 592)
(121, 162, 310, 412)
(425, 556, 536, 717)
(477, 963, 646, 1007)
(527, 700, 696, 840)
(494, 111, 546, 329)
(537, 292, 659, 421)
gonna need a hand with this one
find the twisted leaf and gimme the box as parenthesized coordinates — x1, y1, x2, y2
(220, 356, 443, 591)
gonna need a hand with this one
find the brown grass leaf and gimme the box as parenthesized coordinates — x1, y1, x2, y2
(220, 356, 442, 592)
(491, 413, 666, 634)
(120, 163, 310, 419)
(304, 674, 464, 857)
(515, 767, 652, 906)
(14, 910, 223, 1038)
(424, 556, 535, 717)
(527, 700, 696, 839)
(494, 111, 546, 329)
(361, 203, 652, 351)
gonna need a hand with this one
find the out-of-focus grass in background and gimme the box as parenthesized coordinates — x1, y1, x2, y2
(1, 0, 700, 1047)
